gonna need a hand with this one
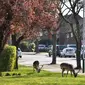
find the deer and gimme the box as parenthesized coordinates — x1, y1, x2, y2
(33, 60, 43, 73)
(60, 63, 80, 77)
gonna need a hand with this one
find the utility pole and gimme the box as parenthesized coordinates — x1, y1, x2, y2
(82, 0, 85, 73)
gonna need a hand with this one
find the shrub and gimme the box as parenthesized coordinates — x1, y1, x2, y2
(17, 73, 21, 76)
(0, 45, 16, 71)
(5, 73, 11, 76)
(28, 43, 35, 52)
(12, 73, 21, 76)
(12, 73, 17, 76)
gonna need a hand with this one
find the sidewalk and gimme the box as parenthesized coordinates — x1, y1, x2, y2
(42, 64, 85, 75)
(42, 64, 61, 72)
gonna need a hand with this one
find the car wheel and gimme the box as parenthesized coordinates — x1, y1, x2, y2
(58, 54, 61, 57)
(60, 55, 62, 58)
(69, 56, 71, 58)
(73, 56, 75, 58)
(49, 53, 51, 57)
(19, 56, 22, 58)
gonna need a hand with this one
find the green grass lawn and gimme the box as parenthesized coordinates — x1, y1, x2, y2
(0, 65, 85, 85)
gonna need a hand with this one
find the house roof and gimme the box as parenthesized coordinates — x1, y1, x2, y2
(59, 14, 83, 33)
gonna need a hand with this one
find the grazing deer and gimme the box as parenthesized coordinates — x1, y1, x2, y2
(33, 60, 43, 73)
(60, 63, 80, 77)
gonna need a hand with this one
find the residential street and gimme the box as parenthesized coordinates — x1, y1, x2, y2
(19, 52, 78, 67)
(18, 52, 84, 73)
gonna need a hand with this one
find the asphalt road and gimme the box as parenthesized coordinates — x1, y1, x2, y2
(18, 52, 82, 68)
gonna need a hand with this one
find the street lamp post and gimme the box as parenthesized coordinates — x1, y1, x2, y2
(82, 0, 85, 73)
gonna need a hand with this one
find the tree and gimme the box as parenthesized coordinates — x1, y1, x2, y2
(0, 0, 16, 54)
(0, 0, 60, 69)
(32, 0, 60, 64)
(11, 0, 60, 65)
(60, 0, 83, 69)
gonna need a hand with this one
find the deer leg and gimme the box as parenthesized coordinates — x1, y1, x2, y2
(66, 70, 68, 77)
(62, 69, 65, 77)
(70, 71, 72, 76)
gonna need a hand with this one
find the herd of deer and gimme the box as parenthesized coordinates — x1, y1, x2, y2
(33, 60, 81, 77)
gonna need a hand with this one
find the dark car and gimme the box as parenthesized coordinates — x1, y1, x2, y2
(58, 45, 67, 52)
(48, 45, 67, 57)
(38, 44, 47, 52)
(48, 45, 61, 57)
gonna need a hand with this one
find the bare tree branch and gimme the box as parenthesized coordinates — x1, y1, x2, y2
(60, 0, 72, 11)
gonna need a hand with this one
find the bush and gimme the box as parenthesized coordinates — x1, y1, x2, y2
(5, 73, 11, 76)
(0, 45, 16, 71)
(28, 43, 35, 52)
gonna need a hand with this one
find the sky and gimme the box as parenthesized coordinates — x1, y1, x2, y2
(79, 10, 83, 17)
(62, 0, 83, 18)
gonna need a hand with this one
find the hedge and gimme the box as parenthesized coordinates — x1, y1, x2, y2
(0, 45, 16, 71)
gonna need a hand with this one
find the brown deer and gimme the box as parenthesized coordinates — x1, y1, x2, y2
(33, 60, 43, 73)
(60, 63, 80, 77)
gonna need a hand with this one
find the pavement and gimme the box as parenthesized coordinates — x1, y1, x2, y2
(42, 64, 85, 75)
(42, 64, 61, 72)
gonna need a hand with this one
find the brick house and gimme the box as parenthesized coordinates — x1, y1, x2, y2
(58, 14, 83, 45)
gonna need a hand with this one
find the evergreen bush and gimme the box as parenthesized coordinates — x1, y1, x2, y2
(0, 45, 16, 71)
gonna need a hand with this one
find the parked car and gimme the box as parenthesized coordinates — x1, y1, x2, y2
(60, 47, 76, 57)
(48, 45, 53, 51)
(38, 44, 47, 51)
(48, 45, 61, 57)
(58, 45, 67, 52)
(17, 48, 22, 58)
(67, 44, 76, 48)
(48, 45, 53, 57)
(80, 45, 85, 59)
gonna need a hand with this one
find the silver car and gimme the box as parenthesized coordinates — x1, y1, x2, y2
(60, 47, 76, 57)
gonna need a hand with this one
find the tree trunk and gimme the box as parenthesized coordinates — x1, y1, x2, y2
(12, 34, 18, 69)
(75, 41, 81, 69)
(12, 34, 24, 69)
(51, 33, 57, 64)
(0, 32, 4, 55)
(73, 14, 81, 69)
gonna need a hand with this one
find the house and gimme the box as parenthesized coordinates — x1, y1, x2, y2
(58, 14, 83, 45)
(38, 14, 83, 46)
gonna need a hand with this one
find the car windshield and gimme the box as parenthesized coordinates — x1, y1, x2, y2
(67, 44, 76, 48)
(66, 49, 74, 52)
(59, 45, 67, 50)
